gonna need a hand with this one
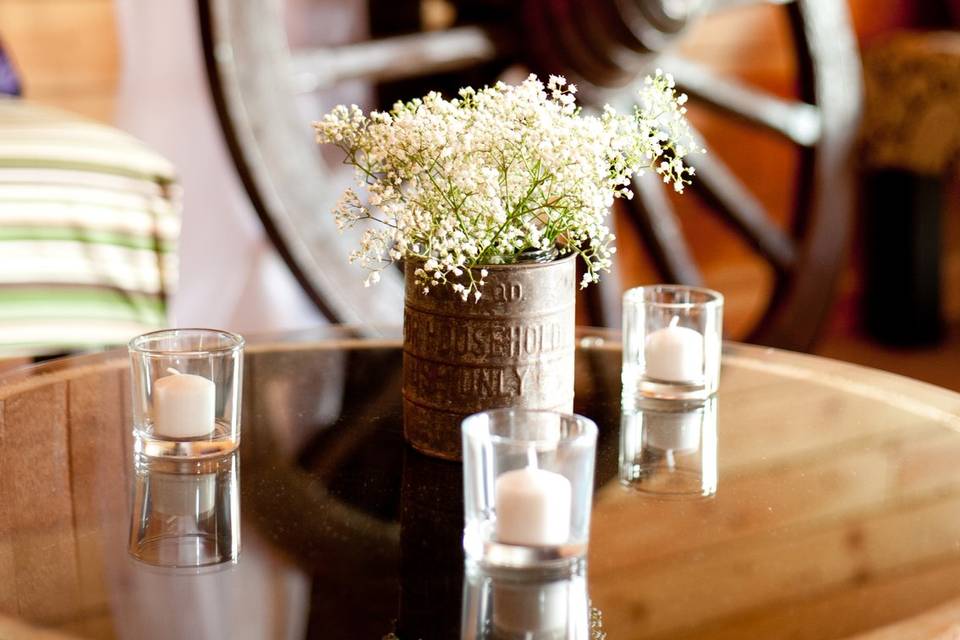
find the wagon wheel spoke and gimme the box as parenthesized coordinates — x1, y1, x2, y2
(686, 126, 798, 273)
(626, 171, 704, 285)
(291, 26, 509, 93)
(585, 253, 624, 328)
(658, 54, 822, 146)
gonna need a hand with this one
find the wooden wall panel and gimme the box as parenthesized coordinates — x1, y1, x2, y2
(0, 0, 120, 123)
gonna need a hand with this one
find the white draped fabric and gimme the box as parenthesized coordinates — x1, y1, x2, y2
(113, 0, 328, 334)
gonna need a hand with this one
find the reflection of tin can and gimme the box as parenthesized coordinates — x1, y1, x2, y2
(402, 255, 576, 460)
(397, 448, 464, 639)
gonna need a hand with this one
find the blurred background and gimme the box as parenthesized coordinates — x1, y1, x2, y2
(0, 0, 958, 388)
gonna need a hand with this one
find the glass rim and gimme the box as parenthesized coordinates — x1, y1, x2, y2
(622, 284, 724, 309)
(128, 328, 245, 357)
(461, 408, 598, 447)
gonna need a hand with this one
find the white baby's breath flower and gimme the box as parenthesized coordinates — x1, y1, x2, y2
(313, 71, 698, 297)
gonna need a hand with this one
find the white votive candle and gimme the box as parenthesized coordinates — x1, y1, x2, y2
(153, 372, 215, 438)
(495, 448, 571, 546)
(644, 316, 704, 382)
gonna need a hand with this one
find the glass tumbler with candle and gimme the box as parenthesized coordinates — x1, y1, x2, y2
(129, 329, 244, 459)
(622, 285, 723, 401)
(462, 409, 597, 571)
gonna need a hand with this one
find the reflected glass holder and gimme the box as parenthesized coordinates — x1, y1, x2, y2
(461, 561, 591, 639)
(620, 397, 719, 499)
(129, 452, 241, 569)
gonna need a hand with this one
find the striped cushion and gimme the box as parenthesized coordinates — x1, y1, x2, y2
(0, 99, 180, 357)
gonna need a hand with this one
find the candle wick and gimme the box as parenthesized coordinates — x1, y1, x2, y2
(669, 315, 680, 328)
(166, 367, 181, 375)
(526, 445, 538, 470)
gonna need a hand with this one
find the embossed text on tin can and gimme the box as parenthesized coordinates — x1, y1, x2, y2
(402, 254, 576, 460)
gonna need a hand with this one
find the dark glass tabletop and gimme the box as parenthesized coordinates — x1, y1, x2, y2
(2, 327, 960, 639)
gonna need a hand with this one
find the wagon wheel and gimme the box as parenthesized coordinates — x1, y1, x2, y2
(198, 0, 862, 351)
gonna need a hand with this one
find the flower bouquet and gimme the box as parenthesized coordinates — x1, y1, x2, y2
(315, 71, 698, 458)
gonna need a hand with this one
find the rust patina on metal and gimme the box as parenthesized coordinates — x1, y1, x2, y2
(402, 255, 576, 460)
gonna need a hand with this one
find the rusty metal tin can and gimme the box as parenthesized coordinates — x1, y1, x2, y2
(402, 254, 576, 460)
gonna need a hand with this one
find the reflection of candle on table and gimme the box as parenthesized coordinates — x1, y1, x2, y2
(493, 579, 568, 635)
(153, 371, 215, 438)
(645, 410, 702, 453)
(495, 448, 571, 546)
(151, 472, 217, 516)
(644, 316, 704, 382)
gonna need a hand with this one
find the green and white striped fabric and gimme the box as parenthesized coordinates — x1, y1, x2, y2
(0, 99, 180, 356)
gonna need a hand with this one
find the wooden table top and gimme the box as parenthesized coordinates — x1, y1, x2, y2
(1, 326, 960, 639)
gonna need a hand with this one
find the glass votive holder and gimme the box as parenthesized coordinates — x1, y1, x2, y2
(129, 328, 244, 459)
(461, 562, 590, 639)
(622, 285, 723, 401)
(462, 409, 597, 571)
(128, 452, 240, 569)
(619, 397, 718, 499)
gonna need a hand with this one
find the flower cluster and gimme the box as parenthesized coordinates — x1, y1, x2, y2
(314, 70, 699, 300)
